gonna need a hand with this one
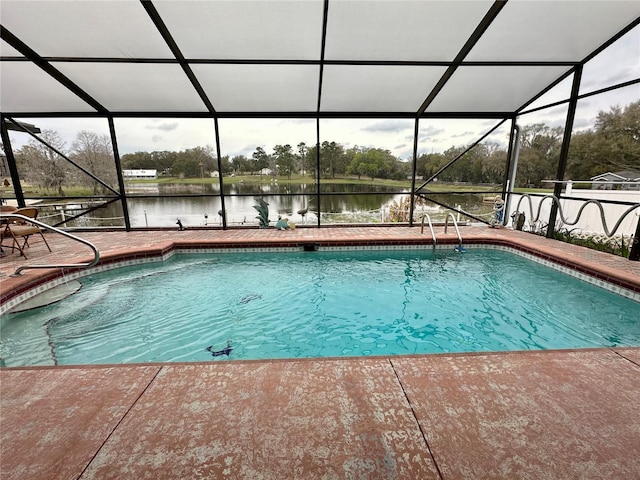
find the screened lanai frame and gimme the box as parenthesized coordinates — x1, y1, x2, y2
(1, 0, 639, 233)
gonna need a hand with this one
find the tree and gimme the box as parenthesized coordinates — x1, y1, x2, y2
(71, 130, 115, 194)
(593, 101, 640, 171)
(417, 152, 447, 181)
(121, 151, 153, 170)
(231, 155, 250, 174)
(252, 146, 270, 175)
(273, 144, 295, 180)
(516, 123, 563, 187)
(567, 100, 640, 180)
(219, 155, 232, 175)
(151, 151, 179, 174)
(305, 144, 318, 178)
(15, 130, 68, 196)
(297, 142, 308, 176)
(320, 141, 344, 178)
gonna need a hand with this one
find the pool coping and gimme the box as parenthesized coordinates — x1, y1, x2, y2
(3, 345, 639, 371)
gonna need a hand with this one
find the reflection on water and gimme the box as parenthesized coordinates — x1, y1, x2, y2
(51, 182, 498, 228)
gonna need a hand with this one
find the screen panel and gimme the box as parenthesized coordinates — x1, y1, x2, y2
(324, 0, 493, 61)
(0, 0, 172, 58)
(321, 65, 447, 112)
(155, 0, 324, 60)
(581, 25, 640, 95)
(0, 40, 23, 57)
(426, 66, 570, 113)
(0, 62, 96, 113)
(192, 64, 319, 112)
(467, 0, 640, 61)
(53, 63, 208, 112)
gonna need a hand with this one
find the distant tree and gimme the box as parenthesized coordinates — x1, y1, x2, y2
(172, 156, 201, 177)
(417, 152, 447, 182)
(219, 155, 232, 175)
(320, 141, 344, 178)
(593, 101, 640, 170)
(297, 142, 308, 176)
(516, 123, 563, 187)
(231, 155, 250, 174)
(566, 130, 600, 180)
(71, 130, 115, 194)
(151, 151, 179, 173)
(481, 142, 508, 185)
(273, 144, 295, 180)
(305, 144, 318, 178)
(15, 130, 68, 195)
(567, 100, 640, 180)
(252, 146, 270, 174)
(121, 151, 154, 169)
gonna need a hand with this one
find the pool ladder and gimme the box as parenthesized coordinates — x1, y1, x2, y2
(1, 213, 100, 277)
(420, 214, 437, 250)
(444, 213, 464, 252)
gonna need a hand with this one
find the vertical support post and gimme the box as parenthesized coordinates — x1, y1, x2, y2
(547, 65, 582, 238)
(503, 122, 521, 226)
(409, 117, 420, 227)
(0, 116, 25, 207)
(108, 116, 131, 230)
(629, 214, 640, 261)
(213, 117, 227, 229)
(315, 117, 322, 228)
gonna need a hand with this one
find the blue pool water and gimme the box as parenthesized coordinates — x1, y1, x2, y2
(1, 248, 638, 366)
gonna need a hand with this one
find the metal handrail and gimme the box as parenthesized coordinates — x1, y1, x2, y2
(444, 212, 463, 250)
(420, 213, 437, 249)
(513, 194, 639, 237)
(1, 213, 100, 276)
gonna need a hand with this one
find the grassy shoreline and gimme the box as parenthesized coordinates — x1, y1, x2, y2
(2, 175, 553, 199)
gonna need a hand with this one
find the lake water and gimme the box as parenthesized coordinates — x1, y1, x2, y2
(49, 182, 498, 228)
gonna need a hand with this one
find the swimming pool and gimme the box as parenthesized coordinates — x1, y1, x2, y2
(1, 248, 638, 366)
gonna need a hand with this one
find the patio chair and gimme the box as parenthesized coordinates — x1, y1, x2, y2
(1, 207, 52, 259)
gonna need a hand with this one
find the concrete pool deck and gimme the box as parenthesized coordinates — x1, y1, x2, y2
(1, 226, 640, 479)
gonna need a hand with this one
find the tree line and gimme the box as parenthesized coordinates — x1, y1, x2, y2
(5, 101, 638, 195)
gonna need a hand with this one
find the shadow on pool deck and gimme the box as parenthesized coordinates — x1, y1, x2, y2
(1, 226, 640, 479)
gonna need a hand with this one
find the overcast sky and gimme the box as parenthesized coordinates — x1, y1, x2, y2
(7, 25, 639, 160)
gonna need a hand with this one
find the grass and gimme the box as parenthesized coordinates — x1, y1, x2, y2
(552, 229, 631, 258)
(128, 175, 501, 192)
(2, 176, 550, 200)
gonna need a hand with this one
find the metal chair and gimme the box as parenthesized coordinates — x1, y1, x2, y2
(1, 207, 52, 259)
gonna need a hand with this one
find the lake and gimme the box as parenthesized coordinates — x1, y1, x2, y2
(41, 182, 500, 228)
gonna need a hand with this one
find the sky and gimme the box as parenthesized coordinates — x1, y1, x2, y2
(6, 25, 639, 161)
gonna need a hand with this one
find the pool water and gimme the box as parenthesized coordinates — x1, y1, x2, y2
(1, 249, 638, 366)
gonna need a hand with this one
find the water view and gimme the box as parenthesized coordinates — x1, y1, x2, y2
(36, 180, 501, 228)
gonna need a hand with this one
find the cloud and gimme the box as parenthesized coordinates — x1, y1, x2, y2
(228, 144, 264, 158)
(419, 125, 445, 136)
(452, 130, 474, 138)
(571, 117, 593, 131)
(146, 122, 179, 132)
(362, 120, 413, 133)
(152, 135, 163, 143)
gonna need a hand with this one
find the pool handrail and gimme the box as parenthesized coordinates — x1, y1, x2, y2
(444, 213, 463, 250)
(420, 213, 437, 249)
(1, 213, 100, 277)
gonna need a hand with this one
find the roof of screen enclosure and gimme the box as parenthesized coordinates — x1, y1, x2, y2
(1, 0, 639, 119)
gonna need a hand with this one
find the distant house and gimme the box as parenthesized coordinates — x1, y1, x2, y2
(590, 170, 640, 190)
(123, 169, 157, 179)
